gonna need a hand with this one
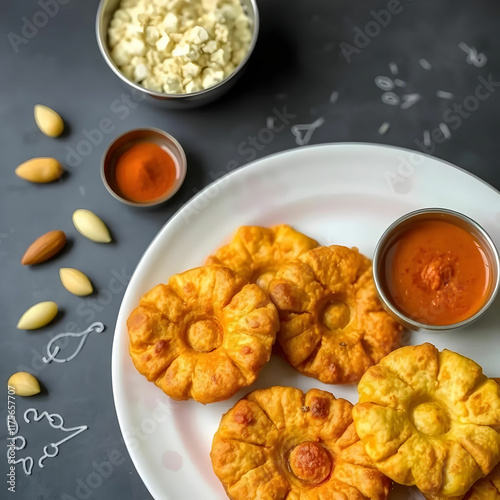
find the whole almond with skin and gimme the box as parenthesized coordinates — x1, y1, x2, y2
(72, 209, 112, 243)
(17, 301, 58, 330)
(34, 104, 64, 137)
(15, 157, 63, 183)
(21, 230, 66, 265)
(8, 372, 41, 396)
(60, 268, 93, 296)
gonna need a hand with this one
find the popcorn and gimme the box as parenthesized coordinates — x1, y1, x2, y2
(108, 0, 252, 93)
(155, 34, 170, 51)
(182, 62, 202, 80)
(202, 40, 218, 54)
(187, 26, 209, 44)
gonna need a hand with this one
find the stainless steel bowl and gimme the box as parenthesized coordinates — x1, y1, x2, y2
(101, 128, 187, 207)
(373, 208, 500, 331)
(96, 0, 259, 109)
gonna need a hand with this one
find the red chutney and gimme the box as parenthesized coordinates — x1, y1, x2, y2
(115, 142, 177, 203)
(385, 220, 491, 325)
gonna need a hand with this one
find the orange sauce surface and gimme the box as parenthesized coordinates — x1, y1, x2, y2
(385, 220, 490, 325)
(115, 142, 177, 203)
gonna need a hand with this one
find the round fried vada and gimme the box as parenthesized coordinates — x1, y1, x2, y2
(206, 224, 318, 291)
(353, 343, 500, 498)
(127, 265, 279, 404)
(268, 245, 402, 383)
(211, 386, 391, 500)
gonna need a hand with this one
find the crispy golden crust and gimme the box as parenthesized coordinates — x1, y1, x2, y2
(127, 265, 279, 404)
(353, 343, 500, 498)
(268, 245, 402, 384)
(464, 464, 500, 500)
(206, 225, 318, 291)
(211, 386, 391, 500)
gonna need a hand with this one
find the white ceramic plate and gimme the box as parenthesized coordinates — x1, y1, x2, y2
(112, 143, 500, 500)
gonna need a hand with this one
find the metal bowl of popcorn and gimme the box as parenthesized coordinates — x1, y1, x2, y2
(96, 0, 259, 108)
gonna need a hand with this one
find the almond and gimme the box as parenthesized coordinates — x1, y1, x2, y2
(34, 104, 64, 137)
(60, 268, 93, 296)
(15, 157, 63, 183)
(8, 372, 41, 396)
(72, 209, 112, 243)
(17, 301, 58, 330)
(21, 230, 66, 265)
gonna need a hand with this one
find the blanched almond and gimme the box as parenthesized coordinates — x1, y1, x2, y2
(15, 157, 63, 183)
(21, 230, 66, 265)
(60, 268, 93, 296)
(72, 209, 112, 243)
(17, 301, 58, 330)
(8, 372, 41, 396)
(34, 104, 64, 137)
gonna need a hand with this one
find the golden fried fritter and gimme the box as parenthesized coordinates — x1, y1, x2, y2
(127, 265, 279, 404)
(211, 386, 391, 500)
(353, 343, 500, 498)
(206, 225, 318, 291)
(268, 245, 402, 384)
(464, 463, 500, 500)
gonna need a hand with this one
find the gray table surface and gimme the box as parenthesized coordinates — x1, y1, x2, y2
(1, 0, 500, 499)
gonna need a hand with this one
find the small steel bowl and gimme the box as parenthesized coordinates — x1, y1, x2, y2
(96, 0, 259, 109)
(101, 127, 187, 207)
(373, 208, 500, 331)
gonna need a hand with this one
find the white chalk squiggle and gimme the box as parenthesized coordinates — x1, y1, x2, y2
(291, 117, 325, 146)
(8, 436, 33, 475)
(24, 409, 88, 468)
(42, 322, 105, 364)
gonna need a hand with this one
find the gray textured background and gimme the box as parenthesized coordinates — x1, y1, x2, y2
(1, 0, 500, 499)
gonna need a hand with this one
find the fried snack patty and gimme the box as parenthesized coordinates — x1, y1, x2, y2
(465, 463, 500, 500)
(206, 225, 318, 291)
(127, 265, 279, 404)
(211, 386, 391, 500)
(268, 245, 402, 384)
(353, 343, 500, 498)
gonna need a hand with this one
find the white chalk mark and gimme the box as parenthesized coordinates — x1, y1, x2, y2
(291, 117, 325, 146)
(459, 42, 487, 67)
(79, 186, 85, 197)
(378, 122, 391, 135)
(381, 92, 400, 106)
(436, 90, 454, 99)
(389, 62, 398, 76)
(439, 123, 451, 139)
(8, 436, 33, 475)
(423, 130, 431, 148)
(42, 322, 105, 364)
(375, 76, 394, 91)
(329, 91, 339, 104)
(24, 409, 88, 469)
(401, 93, 421, 110)
(419, 58, 432, 70)
(394, 79, 407, 88)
